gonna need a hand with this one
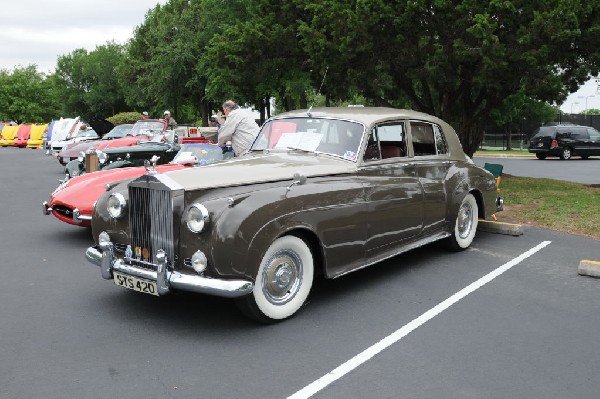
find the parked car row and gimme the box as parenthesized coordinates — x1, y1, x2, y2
(0, 123, 49, 148)
(38, 107, 502, 323)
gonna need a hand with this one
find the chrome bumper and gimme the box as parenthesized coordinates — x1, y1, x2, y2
(85, 244, 253, 298)
(43, 202, 91, 224)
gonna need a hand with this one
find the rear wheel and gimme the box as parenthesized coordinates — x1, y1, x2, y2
(445, 193, 478, 251)
(236, 236, 314, 323)
(560, 147, 572, 160)
(535, 153, 546, 160)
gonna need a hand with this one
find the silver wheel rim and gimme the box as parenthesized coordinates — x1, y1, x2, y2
(261, 249, 303, 305)
(457, 201, 474, 239)
(563, 148, 571, 159)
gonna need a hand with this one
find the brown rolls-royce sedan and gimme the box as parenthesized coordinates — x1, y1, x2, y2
(86, 107, 503, 322)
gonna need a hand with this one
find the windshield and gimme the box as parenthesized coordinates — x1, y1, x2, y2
(172, 144, 225, 165)
(104, 124, 133, 139)
(251, 117, 365, 161)
(130, 121, 165, 136)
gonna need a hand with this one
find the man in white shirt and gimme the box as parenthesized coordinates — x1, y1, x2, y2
(217, 100, 259, 156)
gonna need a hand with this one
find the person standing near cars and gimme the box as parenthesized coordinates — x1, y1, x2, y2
(163, 110, 177, 129)
(217, 100, 259, 156)
(141, 111, 149, 120)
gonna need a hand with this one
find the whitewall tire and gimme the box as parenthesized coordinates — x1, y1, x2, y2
(446, 193, 478, 251)
(236, 235, 314, 323)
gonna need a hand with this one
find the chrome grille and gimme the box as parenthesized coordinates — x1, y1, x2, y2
(129, 185, 174, 265)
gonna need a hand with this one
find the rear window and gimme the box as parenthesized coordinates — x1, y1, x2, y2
(533, 127, 556, 138)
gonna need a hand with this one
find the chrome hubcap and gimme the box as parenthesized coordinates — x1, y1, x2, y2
(457, 202, 473, 239)
(262, 249, 302, 305)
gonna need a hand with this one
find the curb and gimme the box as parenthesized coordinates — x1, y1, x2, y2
(578, 260, 600, 278)
(478, 220, 523, 236)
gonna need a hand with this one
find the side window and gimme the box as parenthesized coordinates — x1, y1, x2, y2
(588, 128, 600, 140)
(410, 122, 437, 156)
(363, 122, 406, 161)
(433, 124, 448, 155)
(570, 128, 589, 140)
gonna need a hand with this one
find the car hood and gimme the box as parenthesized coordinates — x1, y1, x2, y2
(52, 164, 188, 210)
(89, 119, 115, 136)
(158, 152, 356, 190)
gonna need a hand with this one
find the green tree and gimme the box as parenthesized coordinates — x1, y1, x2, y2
(295, 0, 600, 156)
(490, 91, 558, 149)
(120, 0, 209, 124)
(53, 43, 128, 119)
(0, 65, 59, 123)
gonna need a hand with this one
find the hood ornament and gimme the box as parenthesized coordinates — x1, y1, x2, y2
(144, 155, 160, 175)
(286, 172, 307, 193)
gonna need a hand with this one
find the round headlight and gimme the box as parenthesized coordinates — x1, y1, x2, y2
(191, 250, 208, 274)
(97, 151, 107, 165)
(186, 203, 209, 233)
(107, 193, 126, 218)
(78, 151, 85, 162)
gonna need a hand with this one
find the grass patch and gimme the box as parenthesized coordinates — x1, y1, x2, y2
(475, 149, 533, 156)
(497, 175, 600, 240)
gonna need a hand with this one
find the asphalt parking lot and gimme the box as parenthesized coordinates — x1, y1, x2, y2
(1, 147, 600, 399)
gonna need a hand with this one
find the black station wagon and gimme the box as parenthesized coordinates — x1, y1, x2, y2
(528, 124, 600, 160)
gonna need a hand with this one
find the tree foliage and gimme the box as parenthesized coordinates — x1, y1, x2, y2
(294, 0, 600, 155)
(0, 65, 59, 123)
(1, 0, 598, 155)
(53, 42, 128, 120)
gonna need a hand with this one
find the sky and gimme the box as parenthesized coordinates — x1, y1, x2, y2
(0, 0, 165, 73)
(1, 1, 598, 114)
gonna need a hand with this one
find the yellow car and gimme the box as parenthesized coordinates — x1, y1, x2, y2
(26, 123, 49, 149)
(0, 125, 19, 146)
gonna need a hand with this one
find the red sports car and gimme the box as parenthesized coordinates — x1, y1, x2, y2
(44, 143, 231, 227)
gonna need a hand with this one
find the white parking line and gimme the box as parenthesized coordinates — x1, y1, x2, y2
(288, 240, 552, 399)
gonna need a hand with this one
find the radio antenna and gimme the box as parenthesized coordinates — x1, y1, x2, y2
(307, 66, 328, 117)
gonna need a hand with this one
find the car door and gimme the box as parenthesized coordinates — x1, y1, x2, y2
(570, 127, 590, 156)
(586, 127, 600, 156)
(409, 121, 451, 233)
(359, 121, 424, 261)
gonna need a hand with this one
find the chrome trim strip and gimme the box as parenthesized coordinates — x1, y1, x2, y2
(85, 245, 254, 298)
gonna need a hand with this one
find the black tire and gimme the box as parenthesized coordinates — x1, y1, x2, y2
(236, 236, 314, 323)
(445, 193, 478, 251)
(535, 153, 546, 160)
(581, 155, 590, 160)
(560, 147, 572, 160)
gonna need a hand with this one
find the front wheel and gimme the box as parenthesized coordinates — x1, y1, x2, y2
(560, 147, 572, 160)
(236, 236, 314, 323)
(445, 193, 478, 251)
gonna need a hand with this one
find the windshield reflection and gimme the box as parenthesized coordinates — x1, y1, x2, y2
(252, 117, 365, 161)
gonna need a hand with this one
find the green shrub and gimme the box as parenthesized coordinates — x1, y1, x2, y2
(107, 112, 143, 125)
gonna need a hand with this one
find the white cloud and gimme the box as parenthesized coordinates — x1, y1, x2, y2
(0, 0, 164, 73)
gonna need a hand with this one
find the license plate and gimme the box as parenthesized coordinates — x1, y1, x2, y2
(537, 142, 544, 147)
(113, 272, 159, 296)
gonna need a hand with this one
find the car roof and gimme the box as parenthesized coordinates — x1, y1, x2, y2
(272, 107, 448, 127)
(268, 106, 467, 161)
